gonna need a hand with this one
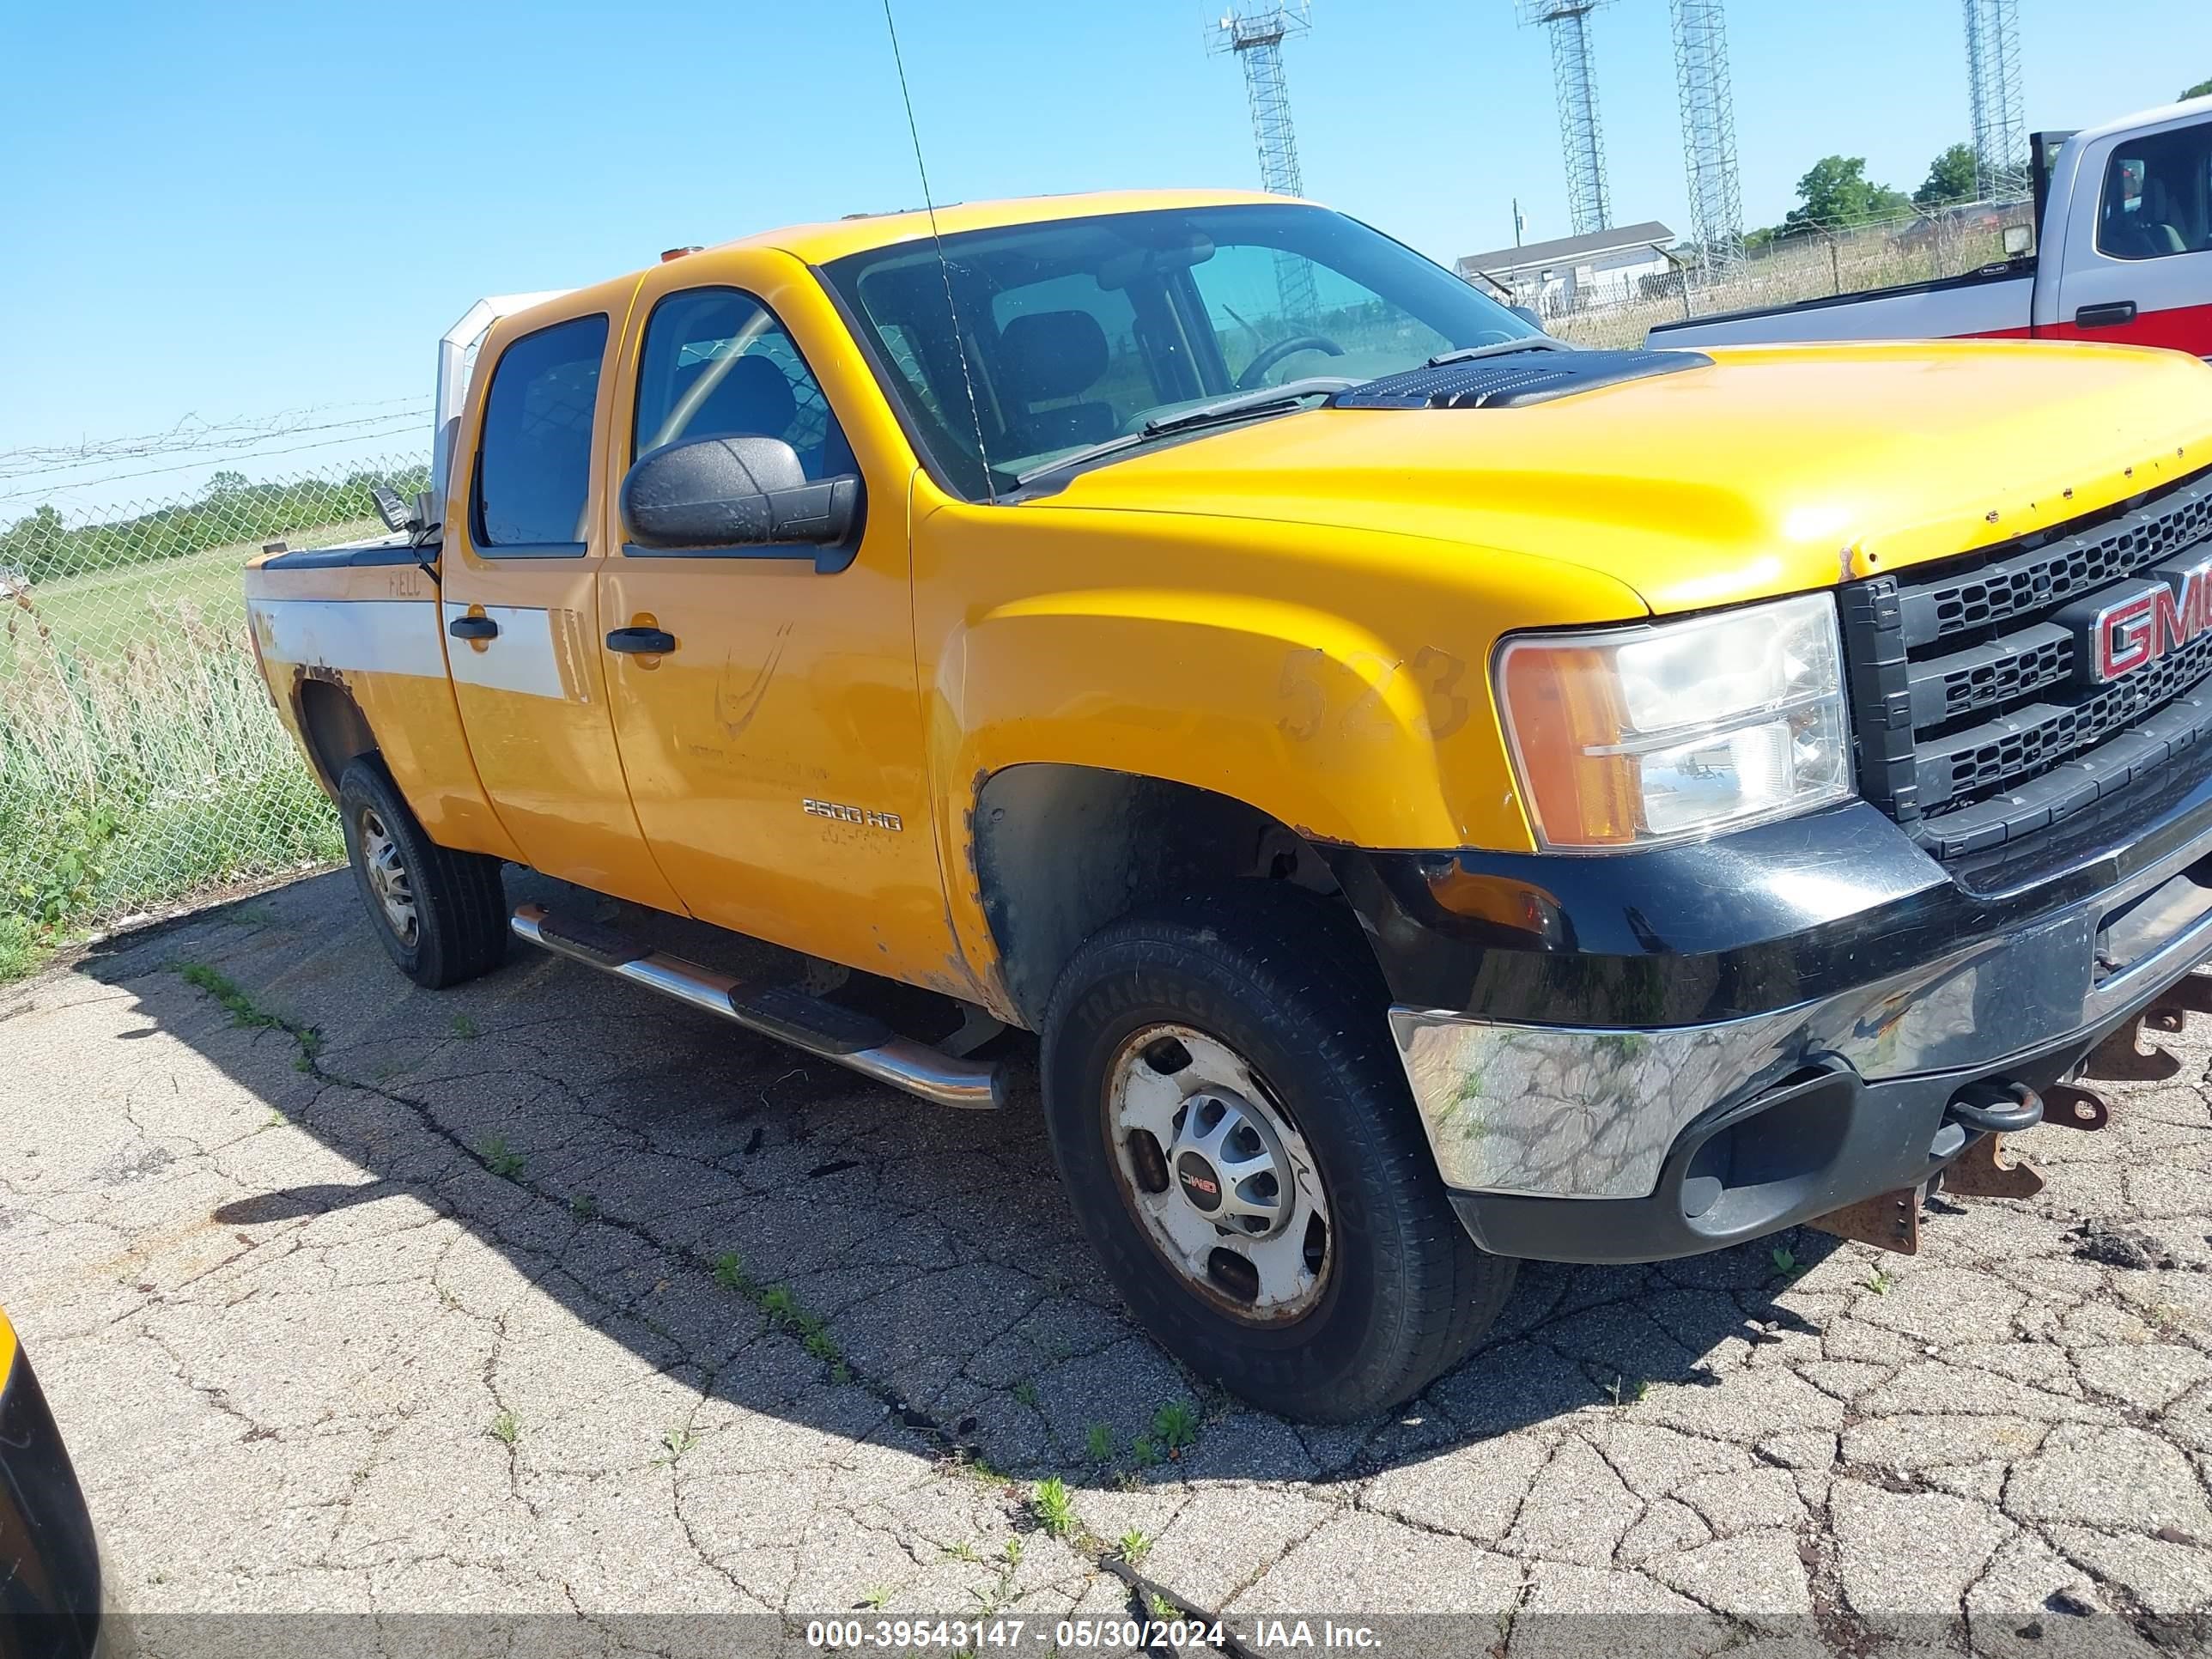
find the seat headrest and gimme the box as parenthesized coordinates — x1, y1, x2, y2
(1000, 311, 1110, 404)
(681, 353, 799, 445)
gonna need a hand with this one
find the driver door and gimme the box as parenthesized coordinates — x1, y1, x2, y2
(595, 250, 960, 984)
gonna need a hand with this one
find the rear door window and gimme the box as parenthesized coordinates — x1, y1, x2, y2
(473, 314, 609, 553)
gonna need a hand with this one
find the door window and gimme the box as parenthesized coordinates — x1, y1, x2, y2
(632, 289, 850, 478)
(2096, 121, 2212, 260)
(472, 314, 609, 554)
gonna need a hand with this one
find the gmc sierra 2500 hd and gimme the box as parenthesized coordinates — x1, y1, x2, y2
(246, 189, 2212, 1419)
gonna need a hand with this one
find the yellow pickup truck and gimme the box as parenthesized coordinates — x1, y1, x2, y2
(246, 188, 2212, 1419)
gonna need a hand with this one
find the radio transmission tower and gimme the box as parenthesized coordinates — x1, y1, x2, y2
(1516, 0, 1615, 237)
(1963, 0, 2028, 200)
(1669, 0, 1744, 282)
(1209, 3, 1317, 319)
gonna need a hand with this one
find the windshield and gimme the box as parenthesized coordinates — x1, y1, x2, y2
(817, 203, 1541, 499)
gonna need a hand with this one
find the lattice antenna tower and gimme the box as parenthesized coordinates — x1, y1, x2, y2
(1516, 0, 1616, 237)
(1963, 0, 2028, 201)
(1669, 0, 1744, 282)
(1209, 3, 1318, 319)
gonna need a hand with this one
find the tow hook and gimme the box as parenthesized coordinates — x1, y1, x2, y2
(1942, 1080, 2042, 1136)
(1938, 1082, 2046, 1201)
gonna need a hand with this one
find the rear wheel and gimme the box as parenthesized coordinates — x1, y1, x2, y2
(1042, 884, 1516, 1421)
(337, 758, 508, 989)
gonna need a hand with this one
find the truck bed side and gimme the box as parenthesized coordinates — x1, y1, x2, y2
(242, 545, 520, 863)
(1650, 262, 2035, 349)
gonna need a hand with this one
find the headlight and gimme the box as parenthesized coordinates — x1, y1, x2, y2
(1495, 592, 1853, 851)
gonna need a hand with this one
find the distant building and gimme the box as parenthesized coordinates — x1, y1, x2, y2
(1457, 221, 1679, 316)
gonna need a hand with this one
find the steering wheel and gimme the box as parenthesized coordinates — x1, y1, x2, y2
(1235, 334, 1346, 391)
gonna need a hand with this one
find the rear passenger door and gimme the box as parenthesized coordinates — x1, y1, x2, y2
(442, 300, 684, 913)
(2054, 111, 2212, 357)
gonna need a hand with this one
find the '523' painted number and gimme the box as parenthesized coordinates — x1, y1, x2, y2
(1276, 647, 1470, 742)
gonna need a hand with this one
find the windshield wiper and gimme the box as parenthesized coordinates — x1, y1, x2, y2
(1012, 377, 1353, 488)
(1423, 337, 1575, 368)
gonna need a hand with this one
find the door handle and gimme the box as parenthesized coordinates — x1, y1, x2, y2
(606, 626, 677, 654)
(447, 615, 499, 641)
(2075, 301, 2138, 329)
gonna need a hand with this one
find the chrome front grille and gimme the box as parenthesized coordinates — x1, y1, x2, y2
(1842, 465, 2212, 858)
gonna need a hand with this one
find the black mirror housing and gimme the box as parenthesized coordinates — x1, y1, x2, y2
(620, 435, 864, 568)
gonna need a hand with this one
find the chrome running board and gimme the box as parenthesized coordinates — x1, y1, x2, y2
(510, 903, 1005, 1110)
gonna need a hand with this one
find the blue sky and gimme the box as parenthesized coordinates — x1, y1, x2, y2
(3, 0, 2208, 490)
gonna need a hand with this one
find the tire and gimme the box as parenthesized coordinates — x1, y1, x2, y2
(337, 757, 509, 990)
(1041, 883, 1516, 1422)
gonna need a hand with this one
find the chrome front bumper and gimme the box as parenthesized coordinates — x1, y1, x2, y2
(1390, 823, 2212, 1202)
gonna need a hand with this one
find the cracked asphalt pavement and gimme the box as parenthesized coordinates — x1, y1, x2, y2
(9, 870, 2212, 1654)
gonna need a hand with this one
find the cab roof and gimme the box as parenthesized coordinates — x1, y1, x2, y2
(726, 187, 1296, 267)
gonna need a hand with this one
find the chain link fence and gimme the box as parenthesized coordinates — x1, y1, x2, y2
(1, 452, 427, 976)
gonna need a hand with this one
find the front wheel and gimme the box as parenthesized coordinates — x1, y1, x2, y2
(1041, 885, 1516, 1421)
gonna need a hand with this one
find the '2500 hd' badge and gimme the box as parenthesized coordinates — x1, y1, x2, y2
(803, 798, 903, 832)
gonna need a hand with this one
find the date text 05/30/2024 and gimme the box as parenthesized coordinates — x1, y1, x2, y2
(805, 1619, 1383, 1650)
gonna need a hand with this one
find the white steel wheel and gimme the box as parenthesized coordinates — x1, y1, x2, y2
(356, 804, 419, 948)
(1107, 1024, 1332, 1323)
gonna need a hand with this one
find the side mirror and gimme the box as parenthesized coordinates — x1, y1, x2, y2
(621, 435, 863, 566)
(1510, 304, 1545, 331)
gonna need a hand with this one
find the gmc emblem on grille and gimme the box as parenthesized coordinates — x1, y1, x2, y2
(2063, 552, 2212, 684)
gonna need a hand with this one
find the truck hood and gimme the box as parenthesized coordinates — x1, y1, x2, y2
(1030, 339, 2212, 615)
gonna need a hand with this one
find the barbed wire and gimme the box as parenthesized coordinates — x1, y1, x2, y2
(0, 398, 432, 483)
(0, 418, 432, 510)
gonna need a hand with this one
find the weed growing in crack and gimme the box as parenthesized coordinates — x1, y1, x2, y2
(1001, 1536, 1023, 1569)
(1012, 1380, 1039, 1408)
(479, 1136, 526, 1180)
(1030, 1476, 1075, 1539)
(1084, 1422, 1115, 1463)
(762, 1285, 798, 1325)
(175, 962, 321, 1066)
(1146, 1592, 1176, 1621)
(1770, 1245, 1800, 1278)
(1865, 1267, 1893, 1294)
(655, 1426, 699, 1465)
(448, 1012, 479, 1040)
(1116, 1528, 1152, 1566)
(712, 1250, 750, 1292)
(860, 1587, 890, 1610)
(489, 1410, 520, 1446)
(1130, 1435, 1159, 1469)
(1152, 1402, 1199, 1456)
(944, 1540, 981, 1564)
(1605, 1375, 1650, 1411)
(569, 1193, 599, 1222)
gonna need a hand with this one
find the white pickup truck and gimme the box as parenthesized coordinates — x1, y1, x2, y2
(1655, 97, 2212, 358)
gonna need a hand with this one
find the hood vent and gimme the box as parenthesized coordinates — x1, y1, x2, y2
(1333, 347, 1713, 410)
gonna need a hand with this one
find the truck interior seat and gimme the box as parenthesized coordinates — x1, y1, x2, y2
(998, 310, 1117, 458)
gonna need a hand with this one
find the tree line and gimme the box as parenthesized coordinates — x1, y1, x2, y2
(1749, 76, 2209, 248)
(0, 465, 429, 586)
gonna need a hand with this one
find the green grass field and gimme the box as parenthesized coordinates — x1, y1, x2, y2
(3, 515, 381, 668)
